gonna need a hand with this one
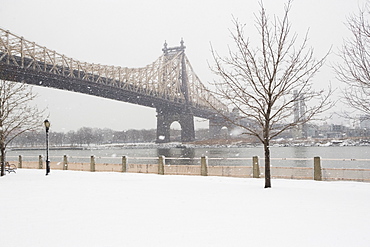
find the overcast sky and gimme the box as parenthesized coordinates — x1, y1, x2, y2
(0, 0, 365, 132)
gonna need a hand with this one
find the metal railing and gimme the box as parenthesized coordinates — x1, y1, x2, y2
(6, 155, 370, 182)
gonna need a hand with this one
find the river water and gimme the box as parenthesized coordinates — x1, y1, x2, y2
(7, 145, 370, 169)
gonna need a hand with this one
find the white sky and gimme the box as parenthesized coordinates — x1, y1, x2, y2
(0, 0, 365, 132)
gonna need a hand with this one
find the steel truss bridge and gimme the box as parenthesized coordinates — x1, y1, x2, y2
(0, 28, 232, 142)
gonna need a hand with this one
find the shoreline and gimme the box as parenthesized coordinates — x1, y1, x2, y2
(9, 138, 370, 151)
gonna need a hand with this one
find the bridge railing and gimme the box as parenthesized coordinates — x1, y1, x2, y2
(7, 155, 370, 182)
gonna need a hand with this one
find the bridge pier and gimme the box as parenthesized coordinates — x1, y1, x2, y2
(180, 113, 195, 142)
(156, 108, 195, 143)
(209, 119, 228, 139)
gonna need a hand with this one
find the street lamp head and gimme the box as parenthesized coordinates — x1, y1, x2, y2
(44, 119, 50, 130)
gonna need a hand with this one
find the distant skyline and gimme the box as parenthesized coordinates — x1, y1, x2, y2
(0, 0, 365, 132)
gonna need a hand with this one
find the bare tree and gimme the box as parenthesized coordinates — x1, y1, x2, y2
(0, 79, 44, 176)
(209, 1, 332, 188)
(335, 2, 370, 118)
(76, 127, 94, 146)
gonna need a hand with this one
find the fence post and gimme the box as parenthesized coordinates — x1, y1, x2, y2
(18, 155, 22, 168)
(314, 156, 322, 181)
(39, 155, 43, 169)
(201, 156, 208, 176)
(90, 155, 95, 172)
(158, 155, 165, 175)
(252, 156, 260, 178)
(122, 156, 127, 173)
(63, 155, 68, 170)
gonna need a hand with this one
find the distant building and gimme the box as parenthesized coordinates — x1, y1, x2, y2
(360, 115, 370, 129)
(292, 90, 307, 138)
(331, 124, 345, 132)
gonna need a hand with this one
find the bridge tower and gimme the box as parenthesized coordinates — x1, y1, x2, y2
(156, 40, 195, 143)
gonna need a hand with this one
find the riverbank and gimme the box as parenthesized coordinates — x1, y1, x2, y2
(9, 137, 370, 151)
(10, 146, 86, 151)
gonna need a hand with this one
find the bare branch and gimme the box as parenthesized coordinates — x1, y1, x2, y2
(334, 3, 370, 117)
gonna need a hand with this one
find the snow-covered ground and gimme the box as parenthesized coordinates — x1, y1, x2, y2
(1, 170, 369, 247)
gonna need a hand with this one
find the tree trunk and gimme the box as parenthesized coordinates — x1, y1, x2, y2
(0, 145, 5, 176)
(264, 141, 271, 188)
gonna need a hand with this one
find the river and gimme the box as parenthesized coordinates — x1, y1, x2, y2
(7, 145, 370, 169)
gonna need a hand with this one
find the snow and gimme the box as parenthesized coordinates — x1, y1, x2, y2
(1, 170, 370, 247)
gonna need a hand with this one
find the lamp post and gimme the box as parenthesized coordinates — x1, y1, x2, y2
(44, 119, 50, 175)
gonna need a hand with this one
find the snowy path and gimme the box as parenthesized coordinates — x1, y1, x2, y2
(1, 169, 369, 246)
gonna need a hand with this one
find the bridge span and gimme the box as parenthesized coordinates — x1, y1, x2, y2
(0, 28, 235, 142)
